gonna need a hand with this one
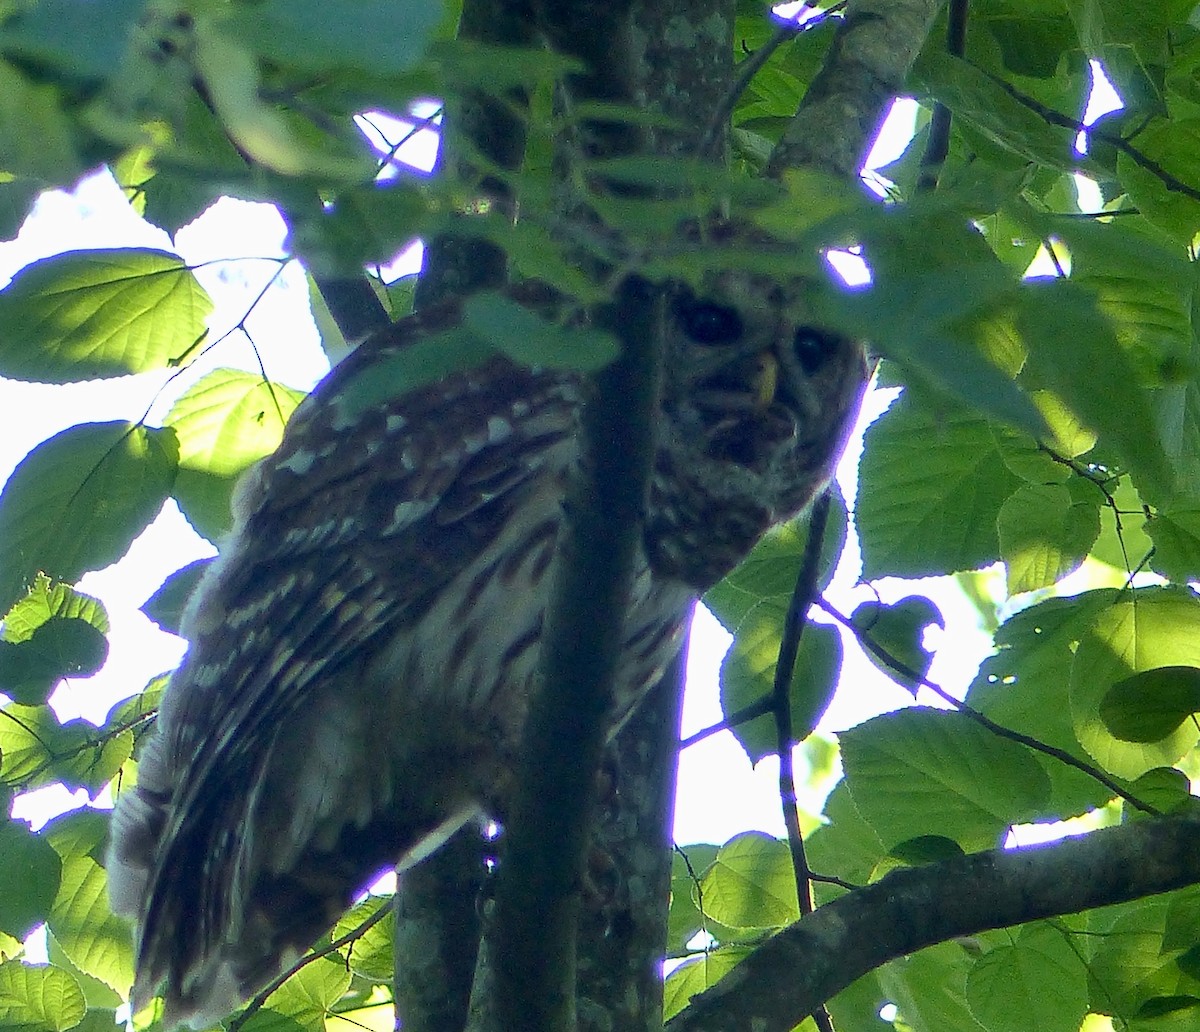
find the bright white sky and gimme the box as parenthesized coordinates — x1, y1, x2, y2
(1, 62, 1123, 852)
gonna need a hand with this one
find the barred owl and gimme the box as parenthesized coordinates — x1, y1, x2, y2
(106, 277, 866, 1027)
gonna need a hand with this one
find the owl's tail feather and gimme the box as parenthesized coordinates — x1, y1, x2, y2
(108, 769, 480, 1030)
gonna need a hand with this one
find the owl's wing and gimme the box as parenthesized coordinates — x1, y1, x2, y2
(107, 310, 579, 1026)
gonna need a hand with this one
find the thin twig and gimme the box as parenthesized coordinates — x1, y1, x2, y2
(227, 901, 392, 1032)
(916, 0, 967, 192)
(771, 492, 835, 1032)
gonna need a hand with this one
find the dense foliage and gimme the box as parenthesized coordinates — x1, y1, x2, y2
(2, 0, 1200, 1030)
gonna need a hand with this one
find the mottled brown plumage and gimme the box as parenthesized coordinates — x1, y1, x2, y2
(106, 280, 866, 1027)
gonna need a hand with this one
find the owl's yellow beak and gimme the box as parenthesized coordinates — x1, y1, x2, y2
(751, 352, 779, 410)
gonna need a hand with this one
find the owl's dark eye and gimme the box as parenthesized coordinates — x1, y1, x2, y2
(680, 301, 744, 345)
(793, 326, 838, 376)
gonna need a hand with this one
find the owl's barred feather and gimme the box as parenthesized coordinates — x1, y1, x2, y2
(106, 286, 866, 1027)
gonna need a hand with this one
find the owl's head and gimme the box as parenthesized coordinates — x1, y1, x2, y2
(647, 277, 867, 586)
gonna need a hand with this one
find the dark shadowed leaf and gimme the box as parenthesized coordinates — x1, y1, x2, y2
(1099, 666, 1200, 744)
(141, 559, 212, 636)
(850, 596, 943, 694)
(464, 292, 619, 372)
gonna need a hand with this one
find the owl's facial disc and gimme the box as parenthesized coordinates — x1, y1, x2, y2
(674, 296, 842, 471)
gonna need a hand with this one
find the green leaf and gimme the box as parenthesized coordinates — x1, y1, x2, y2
(840, 708, 1051, 851)
(1018, 279, 1175, 500)
(2, 576, 109, 641)
(1071, 588, 1200, 779)
(704, 497, 848, 631)
(191, 27, 375, 181)
(223, 0, 443, 75)
(849, 595, 943, 693)
(165, 370, 305, 541)
(0, 0, 144, 80)
(1148, 507, 1200, 583)
(0, 960, 86, 1032)
(719, 621, 841, 764)
(47, 853, 134, 995)
(0, 421, 177, 614)
(1118, 118, 1200, 245)
(332, 897, 394, 983)
(0, 703, 132, 794)
(856, 392, 1023, 579)
(1099, 666, 1200, 744)
(463, 292, 620, 372)
(140, 559, 212, 636)
(966, 590, 1126, 817)
(889, 835, 964, 865)
(0, 249, 212, 382)
(0, 60, 79, 186)
(253, 956, 351, 1031)
(663, 945, 753, 1022)
(997, 482, 1100, 594)
(698, 832, 799, 932)
(965, 925, 1088, 1032)
(0, 619, 108, 705)
(0, 819, 61, 940)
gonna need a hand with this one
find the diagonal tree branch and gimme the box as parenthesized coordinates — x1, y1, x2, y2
(766, 0, 948, 180)
(666, 813, 1200, 1032)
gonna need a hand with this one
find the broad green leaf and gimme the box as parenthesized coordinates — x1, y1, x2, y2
(165, 370, 305, 541)
(914, 51, 1095, 173)
(849, 595, 943, 693)
(47, 854, 134, 995)
(719, 621, 841, 764)
(965, 925, 1088, 1032)
(224, 0, 443, 74)
(662, 945, 753, 1022)
(879, 940, 987, 1032)
(857, 392, 1023, 579)
(1089, 895, 1200, 1018)
(1148, 507, 1200, 583)
(0, 703, 132, 794)
(0, 0, 143, 80)
(997, 482, 1100, 594)
(1071, 588, 1200, 779)
(698, 832, 799, 932)
(0, 177, 42, 241)
(840, 708, 1051, 851)
(333, 897, 394, 983)
(1125, 767, 1193, 818)
(704, 496, 848, 631)
(803, 784, 888, 897)
(2, 576, 109, 641)
(46, 935, 121, 1010)
(1044, 216, 1194, 384)
(966, 590, 1125, 817)
(0, 61, 78, 186)
(1099, 666, 1200, 744)
(1018, 279, 1175, 500)
(255, 956, 351, 1030)
(1118, 118, 1200, 245)
(0, 577, 111, 704)
(463, 292, 620, 372)
(0, 819, 61, 939)
(140, 559, 212, 636)
(0, 960, 86, 1032)
(0, 421, 177, 613)
(888, 835, 964, 866)
(192, 27, 374, 181)
(0, 249, 212, 382)
(0, 619, 108, 705)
